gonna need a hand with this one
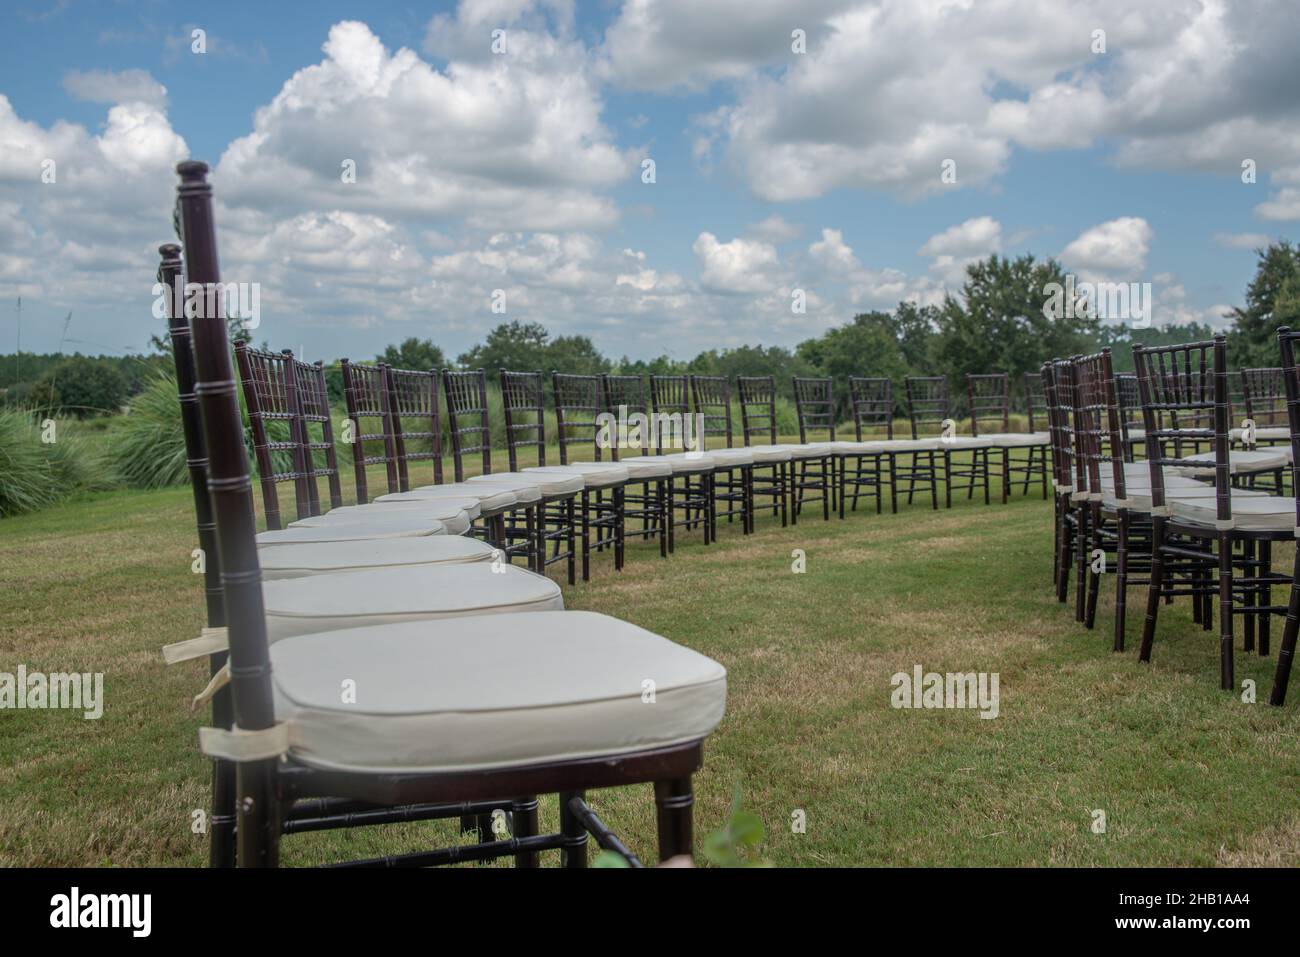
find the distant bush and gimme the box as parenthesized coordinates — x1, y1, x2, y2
(31, 357, 128, 418)
(0, 410, 98, 517)
(108, 372, 189, 489)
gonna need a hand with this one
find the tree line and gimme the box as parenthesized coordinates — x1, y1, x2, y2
(4, 243, 1297, 419)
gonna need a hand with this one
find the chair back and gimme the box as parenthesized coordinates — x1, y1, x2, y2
(966, 373, 1010, 437)
(339, 359, 398, 503)
(500, 369, 547, 471)
(690, 375, 734, 450)
(905, 375, 949, 440)
(737, 375, 779, 446)
(553, 372, 608, 464)
(442, 369, 492, 482)
(386, 366, 444, 490)
(792, 376, 835, 443)
(848, 376, 894, 441)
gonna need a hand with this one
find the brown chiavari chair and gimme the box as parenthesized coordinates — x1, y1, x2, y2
(967, 372, 1049, 503)
(1074, 350, 1157, 646)
(1267, 328, 1300, 705)
(791, 376, 837, 521)
(1115, 372, 1144, 462)
(905, 375, 990, 508)
(174, 161, 726, 868)
(385, 366, 444, 492)
(1024, 371, 1047, 434)
(650, 373, 715, 546)
(504, 369, 624, 582)
(602, 373, 670, 555)
(1135, 336, 1291, 689)
(339, 359, 399, 504)
(843, 376, 893, 514)
(235, 343, 315, 530)
(1042, 361, 1073, 596)
(447, 369, 575, 583)
(1239, 367, 1290, 495)
(292, 357, 345, 516)
(690, 374, 753, 534)
(736, 375, 791, 526)
(158, 243, 236, 867)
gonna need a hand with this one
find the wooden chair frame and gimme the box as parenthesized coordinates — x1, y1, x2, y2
(967, 371, 1048, 502)
(602, 373, 669, 556)
(650, 374, 715, 547)
(690, 374, 753, 535)
(339, 359, 399, 504)
(791, 376, 837, 521)
(905, 375, 991, 509)
(235, 343, 317, 529)
(736, 375, 790, 527)
(1134, 335, 1289, 689)
(384, 365, 445, 492)
(843, 376, 892, 515)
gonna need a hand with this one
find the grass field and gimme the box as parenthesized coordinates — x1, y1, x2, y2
(2, 453, 1299, 867)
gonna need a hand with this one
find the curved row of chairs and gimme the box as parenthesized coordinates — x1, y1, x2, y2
(1042, 335, 1300, 709)
(161, 163, 1066, 869)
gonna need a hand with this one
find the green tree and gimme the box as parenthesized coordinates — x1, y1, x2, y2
(1226, 241, 1300, 367)
(378, 336, 447, 371)
(935, 254, 1098, 405)
(457, 321, 551, 380)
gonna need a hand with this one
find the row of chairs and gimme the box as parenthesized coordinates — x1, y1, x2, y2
(163, 162, 731, 868)
(237, 351, 1057, 586)
(1042, 335, 1300, 708)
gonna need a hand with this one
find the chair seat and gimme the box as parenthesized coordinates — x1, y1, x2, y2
(698, 448, 753, 467)
(1230, 426, 1289, 442)
(1104, 484, 1268, 511)
(832, 440, 889, 454)
(379, 486, 519, 512)
(938, 436, 994, 450)
(870, 438, 942, 453)
(295, 497, 481, 523)
(523, 464, 629, 488)
(979, 432, 1049, 448)
(781, 443, 835, 459)
(1171, 494, 1298, 532)
(264, 564, 563, 641)
(570, 458, 673, 479)
(1172, 448, 1291, 477)
(260, 536, 497, 580)
(743, 445, 794, 463)
(468, 471, 583, 496)
(637, 453, 716, 473)
(269, 610, 728, 773)
(257, 517, 446, 547)
(450, 480, 542, 506)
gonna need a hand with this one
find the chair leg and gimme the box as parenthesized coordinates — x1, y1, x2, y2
(1260, 539, 1271, 656)
(580, 490, 591, 582)
(1139, 520, 1166, 662)
(1114, 511, 1129, 652)
(235, 759, 281, 868)
(559, 791, 588, 868)
(1084, 504, 1101, 630)
(512, 797, 540, 868)
(566, 497, 577, 585)
(1219, 532, 1235, 691)
(1269, 575, 1300, 705)
(653, 776, 695, 864)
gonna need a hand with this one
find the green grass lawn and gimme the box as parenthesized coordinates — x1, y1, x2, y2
(2, 454, 1299, 867)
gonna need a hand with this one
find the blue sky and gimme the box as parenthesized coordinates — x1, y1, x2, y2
(1, 0, 1297, 362)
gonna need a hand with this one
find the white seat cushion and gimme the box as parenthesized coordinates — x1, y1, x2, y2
(523, 464, 629, 488)
(979, 432, 1049, 448)
(264, 564, 563, 641)
(743, 444, 794, 463)
(290, 505, 472, 537)
(570, 458, 673, 479)
(261, 536, 497, 580)
(782, 443, 835, 459)
(468, 471, 582, 496)
(1230, 426, 1289, 442)
(1172, 448, 1290, 477)
(936, 435, 994, 450)
(637, 453, 716, 473)
(379, 486, 519, 512)
(870, 438, 942, 453)
(453, 480, 542, 505)
(698, 448, 753, 467)
(294, 497, 481, 523)
(1171, 494, 1297, 532)
(258, 517, 445, 547)
(269, 610, 727, 773)
(1105, 483, 1268, 511)
(832, 440, 890, 454)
